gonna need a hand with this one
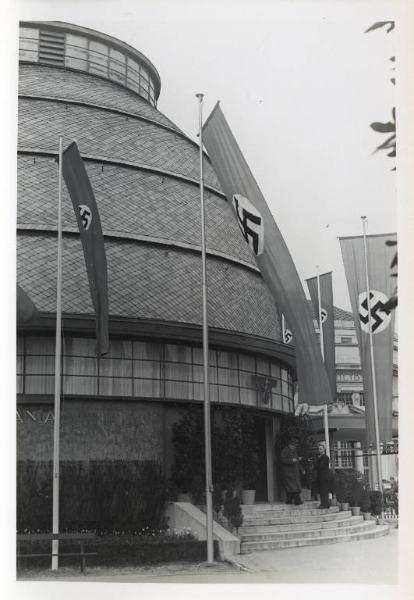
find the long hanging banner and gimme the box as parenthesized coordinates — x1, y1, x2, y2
(17, 283, 39, 323)
(62, 142, 109, 356)
(339, 233, 396, 445)
(306, 272, 336, 401)
(203, 103, 331, 406)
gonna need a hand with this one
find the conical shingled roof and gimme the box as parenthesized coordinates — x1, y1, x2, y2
(17, 23, 284, 345)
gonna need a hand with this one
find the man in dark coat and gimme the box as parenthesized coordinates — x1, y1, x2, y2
(314, 442, 332, 509)
(280, 439, 303, 505)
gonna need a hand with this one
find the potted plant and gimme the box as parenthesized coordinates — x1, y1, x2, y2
(334, 470, 349, 510)
(334, 469, 359, 511)
(360, 487, 372, 520)
(223, 489, 243, 532)
(350, 472, 363, 516)
(370, 490, 384, 522)
(241, 448, 260, 505)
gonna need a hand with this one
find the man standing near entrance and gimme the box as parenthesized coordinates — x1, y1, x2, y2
(281, 438, 303, 505)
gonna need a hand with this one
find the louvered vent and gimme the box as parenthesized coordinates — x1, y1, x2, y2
(39, 30, 65, 66)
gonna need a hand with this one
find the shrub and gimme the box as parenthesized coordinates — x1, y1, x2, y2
(370, 491, 384, 516)
(386, 480, 398, 515)
(359, 487, 371, 513)
(223, 491, 243, 531)
(17, 532, 219, 568)
(170, 405, 263, 502)
(334, 469, 363, 505)
(170, 408, 206, 503)
(17, 460, 168, 533)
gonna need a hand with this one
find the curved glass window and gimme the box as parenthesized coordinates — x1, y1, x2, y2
(19, 26, 157, 107)
(17, 335, 294, 413)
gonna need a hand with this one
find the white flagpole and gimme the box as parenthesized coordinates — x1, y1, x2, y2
(282, 314, 285, 341)
(316, 266, 331, 461)
(52, 136, 63, 570)
(196, 94, 214, 563)
(361, 217, 383, 498)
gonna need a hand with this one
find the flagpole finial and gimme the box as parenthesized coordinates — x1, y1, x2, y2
(361, 215, 367, 221)
(196, 93, 204, 100)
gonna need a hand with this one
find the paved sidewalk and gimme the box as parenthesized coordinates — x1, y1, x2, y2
(17, 528, 398, 584)
(232, 527, 398, 584)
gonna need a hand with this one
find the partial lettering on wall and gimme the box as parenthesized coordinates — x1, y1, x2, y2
(16, 409, 54, 424)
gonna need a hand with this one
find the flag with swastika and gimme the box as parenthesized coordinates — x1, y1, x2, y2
(339, 233, 397, 445)
(203, 103, 332, 407)
(62, 141, 109, 356)
(306, 271, 336, 402)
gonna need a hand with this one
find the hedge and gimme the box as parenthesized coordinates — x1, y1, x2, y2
(17, 460, 168, 532)
(17, 537, 219, 568)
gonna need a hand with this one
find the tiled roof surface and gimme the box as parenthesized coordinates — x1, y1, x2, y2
(17, 156, 255, 265)
(19, 64, 174, 131)
(17, 232, 281, 340)
(18, 98, 220, 190)
(333, 305, 354, 320)
(16, 62, 281, 342)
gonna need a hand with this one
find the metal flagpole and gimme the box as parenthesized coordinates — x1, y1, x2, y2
(316, 266, 331, 460)
(196, 93, 214, 563)
(361, 217, 383, 498)
(52, 136, 63, 570)
(282, 314, 285, 342)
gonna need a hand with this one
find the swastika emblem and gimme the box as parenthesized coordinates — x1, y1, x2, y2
(232, 194, 264, 256)
(78, 204, 92, 231)
(283, 328, 293, 344)
(320, 308, 328, 323)
(358, 290, 391, 334)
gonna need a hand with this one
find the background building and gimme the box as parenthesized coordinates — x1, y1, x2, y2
(17, 21, 299, 512)
(312, 305, 398, 479)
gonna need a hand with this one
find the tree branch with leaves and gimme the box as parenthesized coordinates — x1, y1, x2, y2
(365, 21, 396, 164)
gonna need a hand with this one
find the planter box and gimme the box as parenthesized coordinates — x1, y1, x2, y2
(241, 490, 256, 505)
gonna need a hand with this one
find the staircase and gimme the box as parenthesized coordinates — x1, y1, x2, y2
(239, 501, 389, 553)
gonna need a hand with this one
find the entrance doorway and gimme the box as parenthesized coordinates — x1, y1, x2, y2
(253, 416, 268, 501)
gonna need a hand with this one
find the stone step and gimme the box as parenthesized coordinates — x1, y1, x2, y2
(241, 501, 319, 513)
(240, 524, 389, 553)
(240, 520, 376, 543)
(239, 515, 363, 535)
(241, 507, 343, 528)
(242, 506, 340, 522)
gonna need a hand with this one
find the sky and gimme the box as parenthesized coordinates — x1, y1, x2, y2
(7, 0, 402, 311)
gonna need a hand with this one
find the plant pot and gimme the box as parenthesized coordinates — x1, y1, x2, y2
(362, 512, 372, 520)
(340, 502, 349, 511)
(241, 489, 256, 505)
(330, 498, 338, 507)
(351, 506, 361, 516)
